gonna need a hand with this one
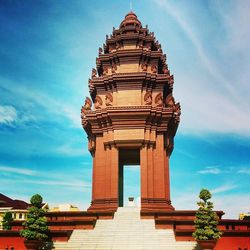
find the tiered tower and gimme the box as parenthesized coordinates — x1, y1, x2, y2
(81, 12, 181, 213)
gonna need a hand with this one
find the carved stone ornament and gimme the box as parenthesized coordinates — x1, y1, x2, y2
(109, 45, 115, 52)
(111, 63, 117, 73)
(116, 42, 121, 49)
(174, 102, 181, 116)
(138, 40, 143, 48)
(169, 75, 174, 85)
(98, 47, 103, 54)
(144, 92, 152, 105)
(165, 94, 175, 108)
(105, 93, 113, 106)
(81, 97, 92, 116)
(141, 63, 147, 72)
(96, 57, 100, 64)
(155, 93, 163, 107)
(92, 68, 97, 78)
(84, 97, 92, 110)
(81, 105, 87, 117)
(94, 96, 103, 109)
(145, 43, 151, 50)
(103, 66, 109, 76)
(163, 65, 170, 75)
(151, 65, 157, 74)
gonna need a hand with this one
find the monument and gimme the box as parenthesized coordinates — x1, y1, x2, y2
(81, 11, 180, 213)
(0, 11, 249, 250)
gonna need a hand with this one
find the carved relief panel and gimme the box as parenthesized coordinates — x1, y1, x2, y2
(105, 93, 113, 106)
(155, 93, 163, 107)
(94, 96, 103, 109)
(144, 92, 152, 105)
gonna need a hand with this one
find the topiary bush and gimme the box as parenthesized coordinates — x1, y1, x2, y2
(20, 194, 50, 241)
(192, 189, 222, 241)
(2, 211, 13, 230)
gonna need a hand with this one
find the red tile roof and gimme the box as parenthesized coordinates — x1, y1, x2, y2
(0, 193, 29, 209)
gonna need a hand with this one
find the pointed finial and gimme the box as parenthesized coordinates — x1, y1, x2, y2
(130, 0, 133, 11)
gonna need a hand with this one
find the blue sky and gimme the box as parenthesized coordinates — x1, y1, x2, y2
(0, 0, 249, 219)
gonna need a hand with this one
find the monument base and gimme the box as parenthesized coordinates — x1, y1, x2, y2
(141, 198, 175, 215)
(87, 198, 118, 215)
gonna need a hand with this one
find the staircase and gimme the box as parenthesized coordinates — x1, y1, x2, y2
(53, 207, 199, 250)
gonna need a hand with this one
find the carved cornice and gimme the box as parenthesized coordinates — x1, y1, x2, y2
(89, 72, 173, 99)
(82, 106, 179, 135)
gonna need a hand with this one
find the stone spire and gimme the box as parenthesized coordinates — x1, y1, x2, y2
(120, 11, 142, 28)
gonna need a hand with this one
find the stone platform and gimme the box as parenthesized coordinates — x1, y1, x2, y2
(53, 207, 199, 250)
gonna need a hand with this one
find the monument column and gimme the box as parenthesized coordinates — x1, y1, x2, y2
(81, 11, 180, 213)
(140, 144, 148, 201)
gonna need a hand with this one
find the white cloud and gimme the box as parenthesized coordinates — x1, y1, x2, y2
(213, 194, 250, 219)
(211, 184, 238, 194)
(216, 0, 250, 52)
(0, 105, 17, 125)
(161, 75, 250, 135)
(198, 166, 221, 175)
(0, 77, 82, 128)
(238, 168, 250, 175)
(0, 165, 37, 176)
(23, 179, 90, 188)
(152, 1, 250, 135)
(174, 191, 250, 219)
(56, 143, 86, 157)
(175, 149, 196, 159)
(154, 0, 235, 96)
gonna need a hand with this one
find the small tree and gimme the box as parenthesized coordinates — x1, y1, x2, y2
(193, 189, 222, 240)
(20, 194, 50, 241)
(2, 211, 13, 230)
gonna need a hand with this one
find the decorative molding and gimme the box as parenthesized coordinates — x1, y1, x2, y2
(155, 93, 163, 107)
(81, 97, 92, 116)
(105, 93, 113, 106)
(94, 96, 103, 109)
(174, 102, 181, 116)
(144, 91, 152, 105)
(103, 66, 109, 76)
(92, 68, 97, 78)
(111, 63, 117, 74)
(141, 63, 148, 71)
(151, 65, 157, 74)
(165, 94, 175, 108)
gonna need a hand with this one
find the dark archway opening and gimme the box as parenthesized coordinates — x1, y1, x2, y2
(119, 148, 140, 207)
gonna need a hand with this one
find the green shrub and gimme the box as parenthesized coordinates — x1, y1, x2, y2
(2, 211, 13, 230)
(192, 189, 222, 240)
(20, 194, 50, 241)
(243, 215, 250, 220)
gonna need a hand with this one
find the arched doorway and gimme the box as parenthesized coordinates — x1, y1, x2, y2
(119, 149, 140, 207)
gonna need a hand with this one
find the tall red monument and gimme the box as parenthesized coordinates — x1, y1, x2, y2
(0, 11, 249, 250)
(81, 12, 181, 213)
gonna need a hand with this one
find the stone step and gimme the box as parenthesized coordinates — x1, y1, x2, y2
(53, 207, 199, 250)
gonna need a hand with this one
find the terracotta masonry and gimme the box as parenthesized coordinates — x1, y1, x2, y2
(81, 12, 180, 213)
